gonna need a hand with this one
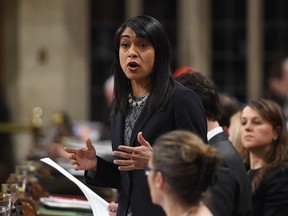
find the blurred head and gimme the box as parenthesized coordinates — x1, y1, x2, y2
(281, 57, 288, 91)
(112, 15, 174, 115)
(103, 75, 114, 108)
(175, 72, 221, 122)
(267, 57, 288, 100)
(147, 130, 221, 209)
(219, 92, 240, 128)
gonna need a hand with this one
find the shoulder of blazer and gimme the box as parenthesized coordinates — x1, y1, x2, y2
(173, 82, 202, 106)
(265, 163, 288, 180)
(208, 132, 244, 164)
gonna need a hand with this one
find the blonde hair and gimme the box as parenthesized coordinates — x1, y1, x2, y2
(228, 111, 243, 153)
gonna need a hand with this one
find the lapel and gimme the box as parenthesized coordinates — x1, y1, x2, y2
(129, 105, 154, 147)
(113, 111, 125, 148)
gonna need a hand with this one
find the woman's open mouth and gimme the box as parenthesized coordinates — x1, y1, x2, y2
(128, 62, 139, 71)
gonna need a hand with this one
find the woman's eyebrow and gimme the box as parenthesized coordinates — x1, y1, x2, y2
(120, 34, 131, 39)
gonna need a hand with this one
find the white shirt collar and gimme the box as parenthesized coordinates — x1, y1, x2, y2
(207, 126, 223, 141)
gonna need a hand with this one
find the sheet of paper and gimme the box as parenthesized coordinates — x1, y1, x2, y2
(40, 157, 109, 216)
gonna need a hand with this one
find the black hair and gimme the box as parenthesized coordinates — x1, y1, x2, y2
(111, 15, 175, 118)
(176, 72, 222, 121)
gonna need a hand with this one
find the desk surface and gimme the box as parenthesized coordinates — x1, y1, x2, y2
(38, 207, 93, 216)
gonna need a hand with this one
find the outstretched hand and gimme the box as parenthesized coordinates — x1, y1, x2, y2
(64, 138, 97, 171)
(113, 132, 153, 171)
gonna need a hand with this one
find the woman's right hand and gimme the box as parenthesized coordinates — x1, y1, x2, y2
(64, 138, 97, 171)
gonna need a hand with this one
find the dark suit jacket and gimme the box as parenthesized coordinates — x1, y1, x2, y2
(85, 83, 207, 216)
(249, 163, 288, 216)
(208, 132, 252, 216)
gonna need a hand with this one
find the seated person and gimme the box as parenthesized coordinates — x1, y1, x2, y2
(46, 111, 74, 161)
(240, 98, 288, 216)
(175, 71, 252, 216)
(146, 130, 221, 216)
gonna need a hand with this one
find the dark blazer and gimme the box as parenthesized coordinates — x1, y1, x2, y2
(85, 83, 207, 216)
(208, 131, 252, 216)
(248, 163, 288, 216)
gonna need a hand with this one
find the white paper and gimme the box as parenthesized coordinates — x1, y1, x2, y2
(40, 157, 109, 216)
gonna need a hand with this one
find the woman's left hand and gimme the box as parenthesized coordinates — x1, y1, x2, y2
(113, 132, 153, 171)
(108, 202, 118, 216)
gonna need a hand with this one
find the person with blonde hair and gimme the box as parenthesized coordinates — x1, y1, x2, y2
(146, 130, 221, 216)
(228, 111, 243, 153)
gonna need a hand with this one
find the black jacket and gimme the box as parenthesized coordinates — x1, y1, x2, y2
(208, 131, 253, 216)
(249, 163, 288, 216)
(85, 83, 207, 216)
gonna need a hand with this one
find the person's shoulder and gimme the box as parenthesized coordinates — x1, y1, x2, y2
(259, 163, 288, 197)
(209, 132, 239, 159)
(266, 163, 288, 179)
(174, 82, 202, 103)
(209, 132, 247, 172)
(175, 81, 195, 94)
(259, 163, 288, 189)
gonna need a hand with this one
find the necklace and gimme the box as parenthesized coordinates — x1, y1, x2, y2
(128, 93, 149, 107)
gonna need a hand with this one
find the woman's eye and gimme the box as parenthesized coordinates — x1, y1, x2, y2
(139, 43, 148, 49)
(253, 121, 262, 125)
(120, 43, 129, 49)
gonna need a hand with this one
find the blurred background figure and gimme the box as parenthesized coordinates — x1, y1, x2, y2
(147, 130, 221, 216)
(103, 75, 115, 109)
(46, 111, 75, 161)
(218, 92, 241, 136)
(172, 66, 199, 78)
(240, 98, 288, 216)
(47, 111, 74, 143)
(100, 75, 114, 141)
(266, 57, 288, 127)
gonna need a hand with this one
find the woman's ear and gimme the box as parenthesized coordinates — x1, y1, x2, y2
(155, 171, 165, 188)
(273, 126, 281, 140)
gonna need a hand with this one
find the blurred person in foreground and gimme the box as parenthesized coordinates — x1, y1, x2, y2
(147, 130, 221, 216)
(175, 71, 252, 216)
(64, 15, 207, 216)
(240, 98, 288, 215)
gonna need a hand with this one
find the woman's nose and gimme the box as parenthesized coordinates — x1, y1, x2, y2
(244, 122, 252, 131)
(128, 45, 137, 57)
